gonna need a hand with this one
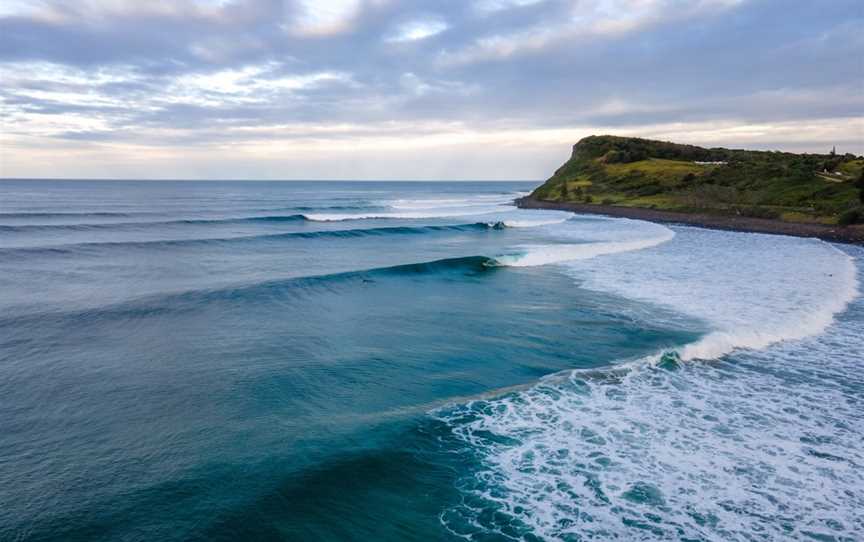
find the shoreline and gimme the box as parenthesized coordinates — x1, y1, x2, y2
(515, 196, 864, 246)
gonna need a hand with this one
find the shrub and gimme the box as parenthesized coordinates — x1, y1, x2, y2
(584, 195, 593, 203)
(602, 198, 614, 205)
(606, 150, 620, 163)
(838, 208, 863, 226)
(636, 184, 664, 197)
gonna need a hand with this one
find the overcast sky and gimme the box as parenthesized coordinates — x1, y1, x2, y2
(1, 0, 862, 179)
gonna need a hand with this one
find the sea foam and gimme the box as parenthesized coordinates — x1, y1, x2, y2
(500, 217, 572, 228)
(438, 226, 863, 541)
(569, 227, 860, 361)
(495, 218, 675, 267)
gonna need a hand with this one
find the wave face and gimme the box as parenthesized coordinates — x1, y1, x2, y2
(1, 180, 861, 542)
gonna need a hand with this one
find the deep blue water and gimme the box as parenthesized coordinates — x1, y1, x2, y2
(1, 181, 862, 541)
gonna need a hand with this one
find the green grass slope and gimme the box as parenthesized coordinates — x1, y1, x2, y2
(532, 135, 864, 225)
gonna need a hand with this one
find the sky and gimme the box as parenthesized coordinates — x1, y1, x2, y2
(0, 0, 862, 180)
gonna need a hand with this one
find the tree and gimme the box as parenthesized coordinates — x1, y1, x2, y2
(560, 180, 569, 200)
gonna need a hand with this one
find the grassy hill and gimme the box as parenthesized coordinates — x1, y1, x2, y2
(531, 136, 864, 225)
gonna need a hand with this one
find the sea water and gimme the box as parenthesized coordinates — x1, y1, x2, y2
(0, 180, 861, 541)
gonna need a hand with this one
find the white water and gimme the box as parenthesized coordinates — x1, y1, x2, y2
(569, 226, 859, 361)
(496, 217, 676, 267)
(497, 230, 675, 267)
(501, 217, 572, 228)
(439, 222, 864, 541)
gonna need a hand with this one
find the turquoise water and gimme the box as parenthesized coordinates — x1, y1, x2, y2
(0, 181, 861, 541)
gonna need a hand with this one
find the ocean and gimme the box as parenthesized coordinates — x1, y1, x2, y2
(0, 180, 861, 541)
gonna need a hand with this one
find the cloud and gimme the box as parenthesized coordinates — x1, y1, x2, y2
(386, 17, 448, 42)
(0, 0, 862, 179)
(288, 0, 362, 36)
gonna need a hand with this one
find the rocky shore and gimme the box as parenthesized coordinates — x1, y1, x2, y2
(516, 196, 864, 246)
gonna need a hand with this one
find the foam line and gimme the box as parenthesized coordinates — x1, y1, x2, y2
(495, 229, 676, 267)
(501, 217, 571, 228)
(678, 244, 859, 360)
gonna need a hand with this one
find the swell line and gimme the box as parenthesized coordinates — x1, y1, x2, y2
(0, 214, 310, 233)
(0, 211, 132, 219)
(0, 205, 377, 224)
(0, 222, 507, 257)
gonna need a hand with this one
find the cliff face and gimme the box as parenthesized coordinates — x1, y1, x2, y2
(531, 135, 864, 225)
(567, 135, 724, 162)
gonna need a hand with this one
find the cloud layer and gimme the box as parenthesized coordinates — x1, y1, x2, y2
(1, 0, 862, 179)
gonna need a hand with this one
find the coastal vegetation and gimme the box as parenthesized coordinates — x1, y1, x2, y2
(532, 136, 864, 225)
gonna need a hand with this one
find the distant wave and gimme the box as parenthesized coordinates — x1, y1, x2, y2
(0, 214, 314, 233)
(0, 211, 132, 219)
(302, 209, 506, 221)
(0, 207, 531, 232)
(292, 205, 380, 212)
(0, 207, 383, 231)
(193, 214, 308, 224)
(0, 222, 507, 257)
